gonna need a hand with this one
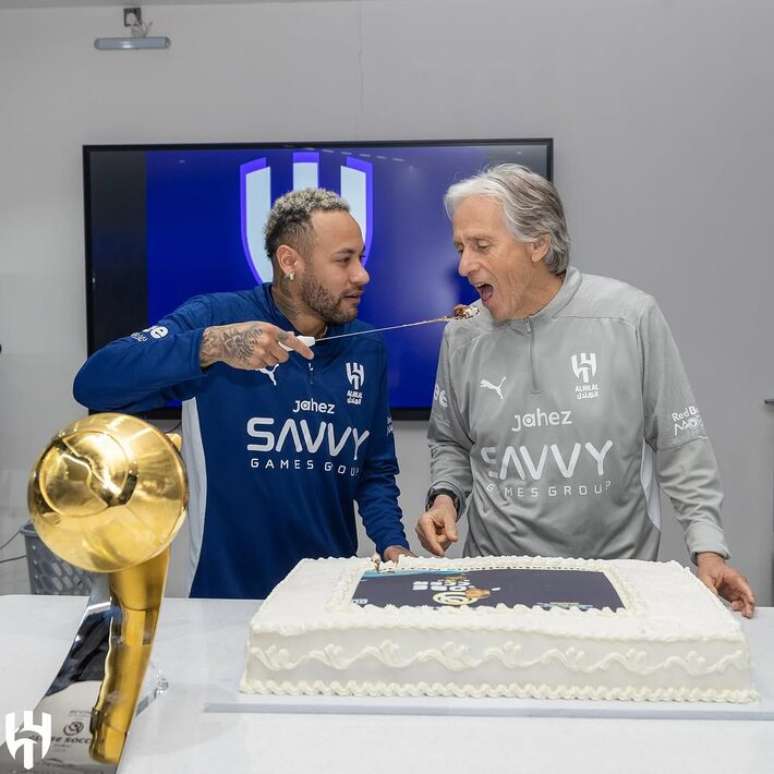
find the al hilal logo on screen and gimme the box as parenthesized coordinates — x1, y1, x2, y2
(240, 151, 373, 283)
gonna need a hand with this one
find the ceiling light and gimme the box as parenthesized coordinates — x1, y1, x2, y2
(94, 36, 171, 50)
(95, 7, 170, 51)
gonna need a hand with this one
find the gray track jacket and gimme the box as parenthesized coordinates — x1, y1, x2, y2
(428, 267, 729, 562)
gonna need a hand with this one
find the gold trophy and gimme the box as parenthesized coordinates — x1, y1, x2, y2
(1, 413, 187, 773)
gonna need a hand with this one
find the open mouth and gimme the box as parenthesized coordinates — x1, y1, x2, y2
(475, 283, 494, 304)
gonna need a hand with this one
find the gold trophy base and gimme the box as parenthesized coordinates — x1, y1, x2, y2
(1, 413, 188, 773)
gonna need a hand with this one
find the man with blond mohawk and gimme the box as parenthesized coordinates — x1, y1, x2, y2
(74, 188, 411, 599)
(417, 164, 755, 618)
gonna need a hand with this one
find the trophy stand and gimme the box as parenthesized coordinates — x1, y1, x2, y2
(0, 414, 187, 773)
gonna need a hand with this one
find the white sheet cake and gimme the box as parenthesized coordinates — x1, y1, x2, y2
(240, 555, 756, 702)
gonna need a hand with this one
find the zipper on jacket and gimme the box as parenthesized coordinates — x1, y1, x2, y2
(308, 361, 315, 386)
(526, 318, 539, 393)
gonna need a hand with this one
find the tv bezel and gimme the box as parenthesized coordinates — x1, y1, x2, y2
(83, 138, 554, 420)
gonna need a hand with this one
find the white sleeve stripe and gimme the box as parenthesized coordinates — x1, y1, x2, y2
(640, 439, 661, 531)
(181, 397, 207, 597)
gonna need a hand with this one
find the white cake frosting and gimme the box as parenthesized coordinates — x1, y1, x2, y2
(240, 555, 757, 702)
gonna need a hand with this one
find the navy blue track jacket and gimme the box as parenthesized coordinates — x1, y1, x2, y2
(73, 283, 409, 599)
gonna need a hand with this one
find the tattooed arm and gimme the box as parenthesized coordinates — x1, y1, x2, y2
(200, 322, 313, 370)
(73, 290, 315, 414)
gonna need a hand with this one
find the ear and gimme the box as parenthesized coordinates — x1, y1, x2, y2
(275, 244, 301, 280)
(529, 235, 551, 264)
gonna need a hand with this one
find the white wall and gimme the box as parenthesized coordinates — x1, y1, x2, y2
(2, 1, 773, 601)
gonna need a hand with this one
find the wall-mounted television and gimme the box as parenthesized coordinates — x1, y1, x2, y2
(84, 139, 553, 419)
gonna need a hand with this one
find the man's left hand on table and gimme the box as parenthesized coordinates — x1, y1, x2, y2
(696, 552, 755, 618)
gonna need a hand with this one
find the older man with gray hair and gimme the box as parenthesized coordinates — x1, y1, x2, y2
(416, 164, 755, 617)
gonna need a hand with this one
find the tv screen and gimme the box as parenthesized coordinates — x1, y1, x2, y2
(84, 139, 552, 418)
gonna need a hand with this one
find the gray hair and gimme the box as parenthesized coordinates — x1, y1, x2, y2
(444, 164, 570, 274)
(264, 187, 350, 260)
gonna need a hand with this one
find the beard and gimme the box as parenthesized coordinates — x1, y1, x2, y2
(300, 272, 358, 325)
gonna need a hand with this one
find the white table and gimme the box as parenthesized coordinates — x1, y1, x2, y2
(2, 596, 773, 774)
